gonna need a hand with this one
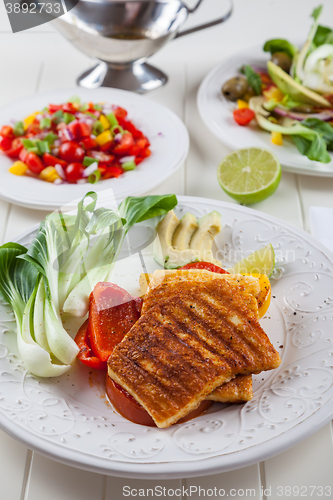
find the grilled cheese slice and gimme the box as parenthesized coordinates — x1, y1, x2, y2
(207, 374, 253, 403)
(108, 279, 280, 427)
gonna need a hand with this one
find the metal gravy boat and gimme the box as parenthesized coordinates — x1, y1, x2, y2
(53, 0, 233, 93)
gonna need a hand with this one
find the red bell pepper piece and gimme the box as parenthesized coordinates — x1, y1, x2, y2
(48, 104, 62, 114)
(113, 106, 128, 120)
(88, 282, 140, 362)
(180, 261, 229, 274)
(68, 121, 91, 140)
(74, 320, 107, 370)
(43, 152, 68, 168)
(103, 165, 124, 179)
(120, 119, 143, 139)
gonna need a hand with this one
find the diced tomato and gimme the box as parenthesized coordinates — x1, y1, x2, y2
(43, 152, 68, 168)
(119, 119, 143, 139)
(25, 152, 45, 174)
(97, 163, 108, 175)
(0, 136, 12, 151)
(62, 102, 77, 114)
(106, 375, 212, 426)
(113, 133, 134, 155)
(99, 141, 113, 152)
(113, 106, 128, 120)
(0, 126, 15, 140)
(103, 165, 124, 179)
(88, 151, 114, 165)
(48, 104, 62, 114)
(135, 157, 144, 165)
(68, 121, 91, 140)
(180, 261, 229, 274)
(59, 141, 85, 163)
(74, 320, 107, 370)
(233, 108, 255, 126)
(5, 138, 23, 158)
(65, 162, 84, 183)
(138, 147, 151, 159)
(26, 123, 41, 136)
(19, 148, 29, 163)
(81, 137, 98, 150)
(88, 282, 140, 362)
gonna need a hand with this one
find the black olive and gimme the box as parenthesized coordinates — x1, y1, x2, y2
(271, 52, 292, 73)
(222, 76, 249, 102)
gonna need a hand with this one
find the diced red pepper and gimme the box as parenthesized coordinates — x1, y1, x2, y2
(99, 141, 113, 152)
(0, 136, 12, 151)
(119, 119, 143, 139)
(103, 165, 124, 179)
(138, 147, 151, 158)
(88, 282, 140, 362)
(25, 152, 44, 174)
(62, 102, 77, 114)
(48, 104, 62, 114)
(74, 320, 107, 370)
(113, 106, 128, 120)
(43, 152, 68, 168)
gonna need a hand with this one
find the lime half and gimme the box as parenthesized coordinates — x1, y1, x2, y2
(217, 148, 281, 204)
(228, 243, 275, 277)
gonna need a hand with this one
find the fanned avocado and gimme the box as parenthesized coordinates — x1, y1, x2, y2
(153, 210, 199, 269)
(172, 213, 198, 250)
(190, 211, 222, 265)
(267, 61, 331, 108)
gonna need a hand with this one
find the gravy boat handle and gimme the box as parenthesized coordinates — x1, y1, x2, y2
(176, 0, 233, 38)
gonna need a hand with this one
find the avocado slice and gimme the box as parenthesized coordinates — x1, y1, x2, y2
(267, 61, 331, 108)
(190, 211, 222, 265)
(172, 213, 198, 251)
(153, 210, 199, 269)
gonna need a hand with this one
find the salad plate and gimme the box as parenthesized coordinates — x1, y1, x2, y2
(0, 87, 189, 210)
(197, 45, 333, 177)
(1, 195, 333, 478)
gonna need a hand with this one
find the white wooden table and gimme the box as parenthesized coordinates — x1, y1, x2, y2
(1, 0, 333, 498)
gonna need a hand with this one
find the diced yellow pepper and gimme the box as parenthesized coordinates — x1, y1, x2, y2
(23, 111, 39, 129)
(237, 99, 249, 109)
(96, 130, 112, 146)
(263, 87, 284, 102)
(39, 166, 60, 182)
(9, 161, 28, 176)
(271, 131, 283, 145)
(99, 114, 110, 130)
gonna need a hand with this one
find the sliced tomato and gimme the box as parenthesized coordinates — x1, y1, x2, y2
(89, 282, 140, 362)
(119, 119, 143, 139)
(103, 165, 124, 179)
(99, 141, 113, 152)
(113, 133, 134, 155)
(25, 152, 45, 174)
(233, 108, 255, 126)
(81, 137, 98, 150)
(43, 152, 68, 168)
(48, 104, 62, 114)
(5, 138, 23, 158)
(62, 102, 77, 114)
(0, 126, 14, 139)
(68, 121, 91, 140)
(138, 147, 151, 159)
(113, 106, 128, 120)
(75, 320, 107, 370)
(180, 261, 229, 274)
(59, 141, 85, 163)
(106, 375, 212, 427)
(26, 123, 41, 136)
(19, 148, 29, 163)
(0, 136, 12, 151)
(65, 162, 84, 183)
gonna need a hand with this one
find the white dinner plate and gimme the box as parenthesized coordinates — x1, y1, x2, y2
(197, 45, 333, 177)
(0, 88, 189, 210)
(1, 195, 333, 479)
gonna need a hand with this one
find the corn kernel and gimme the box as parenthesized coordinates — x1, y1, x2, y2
(9, 161, 28, 176)
(263, 87, 284, 102)
(96, 130, 112, 146)
(99, 114, 110, 130)
(237, 99, 249, 109)
(39, 166, 60, 182)
(271, 131, 283, 145)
